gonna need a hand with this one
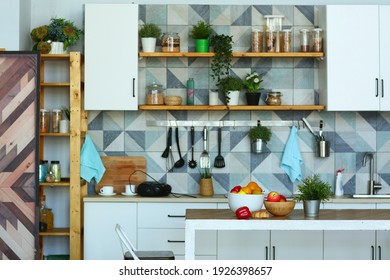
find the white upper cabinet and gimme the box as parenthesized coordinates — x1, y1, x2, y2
(319, 5, 390, 111)
(84, 4, 139, 110)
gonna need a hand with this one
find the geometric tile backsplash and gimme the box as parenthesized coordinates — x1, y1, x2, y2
(88, 5, 390, 196)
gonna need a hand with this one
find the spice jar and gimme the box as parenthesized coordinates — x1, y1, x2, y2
(161, 32, 180, 52)
(300, 29, 310, 52)
(146, 82, 165, 105)
(40, 109, 50, 133)
(51, 109, 62, 133)
(251, 29, 263, 52)
(312, 28, 323, 52)
(265, 92, 282, 106)
(280, 29, 292, 52)
(39, 160, 48, 182)
(266, 30, 277, 52)
(50, 160, 61, 182)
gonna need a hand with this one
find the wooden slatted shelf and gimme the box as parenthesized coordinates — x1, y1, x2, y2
(139, 52, 325, 58)
(138, 105, 325, 111)
(39, 228, 70, 236)
(41, 82, 71, 87)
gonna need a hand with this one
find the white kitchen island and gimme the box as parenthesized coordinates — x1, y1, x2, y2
(185, 209, 390, 260)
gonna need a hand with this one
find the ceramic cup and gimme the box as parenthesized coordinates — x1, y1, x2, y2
(125, 184, 136, 194)
(100, 186, 114, 194)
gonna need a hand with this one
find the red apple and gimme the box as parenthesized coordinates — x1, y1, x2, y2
(267, 191, 281, 202)
(230, 186, 242, 193)
(279, 195, 287, 202)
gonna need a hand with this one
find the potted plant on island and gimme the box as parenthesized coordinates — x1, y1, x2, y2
(31, 17, 83, 54)
(248, 122, 272, 153)
(191, 21, 213, 52)
(139, 23, 162, 52)
(244, 71, 264, 105)
(295, 174, 333, 217)
(217, 76, 244, 106)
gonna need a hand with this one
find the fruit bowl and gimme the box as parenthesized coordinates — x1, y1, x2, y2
(228, 192, 264, 212)
(264, 200, 296, 216)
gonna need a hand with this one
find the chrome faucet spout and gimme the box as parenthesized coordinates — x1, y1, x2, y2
(362, 152, 381, 195)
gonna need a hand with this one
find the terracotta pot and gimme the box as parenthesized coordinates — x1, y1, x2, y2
(200, 178, 214, 196)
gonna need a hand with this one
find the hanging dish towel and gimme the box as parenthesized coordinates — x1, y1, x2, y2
(280, 126, 303, 183)
(80, 134, 106, 183)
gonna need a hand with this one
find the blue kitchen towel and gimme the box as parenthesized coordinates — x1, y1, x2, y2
(80, 134, 106, 183)
(280, 126, 303, 183)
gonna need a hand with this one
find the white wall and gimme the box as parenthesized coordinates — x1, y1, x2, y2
(0, 0, 20, 50)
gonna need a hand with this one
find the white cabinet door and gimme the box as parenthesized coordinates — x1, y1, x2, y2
(324, 230, 375, 260)
(320, 5, 380, 111)
(271, 231, 323, 260)
(84, 4, 138, 110)
(379, 5, 390, 110)
(377, 231, 390, 260)
(84, 202, 137, 260)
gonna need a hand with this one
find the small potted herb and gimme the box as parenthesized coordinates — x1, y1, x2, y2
(191, 21, 213, 52)
(295, 174, 333, 217)
(217, 76, 244, 106)
(244, 71, 264, 105)
(248, 123, 272, 153)
(139, 23, 162, 52)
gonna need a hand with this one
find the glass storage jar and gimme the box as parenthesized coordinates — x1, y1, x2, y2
(312, 28, 323, 52)
(265, 92, 282, 106)
(251, 29, 263, 52)
(51, 109, 62, 133)
(40, 109, 50, 133)
(300, 29, 310, 52)
(146, 82, 165, 105)
(161, 32, 180, 52)
(266, 30, 277, 52)
(280, 29, 292, 52)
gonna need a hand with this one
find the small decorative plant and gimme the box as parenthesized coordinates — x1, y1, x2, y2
(244, 71, 264, 93)
(31, 17, 83, 53)
(210, 34, 233, 84)
(191, 21, 212, 40)
(139, 23, 162, 38)
(248, 124, 272, 142)
(61, 106, 70, 120)
(295, 174, 333, 202)
(217, 76, 244, 104)
(200, 167, 212, 179)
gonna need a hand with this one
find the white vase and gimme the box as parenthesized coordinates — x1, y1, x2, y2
(209, 90, 219, 105)
(141, 37, 157, 52)
(59, 119, 70, 133)
(226, 90, 240, 106)
(49, 42, 67, 54)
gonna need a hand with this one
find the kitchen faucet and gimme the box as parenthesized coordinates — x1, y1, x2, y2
(362, 152, 382, 195)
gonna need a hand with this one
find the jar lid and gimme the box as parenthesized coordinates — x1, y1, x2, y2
(146, 82, 163, 90)
(40, 109, 49, 112)
(52, 109, 62, 112)
(268, 92, 282, 96)
(282, 29, 291, 32)
(51, 160, 60, 164)
(264, 15, 284, 18)
(313, 28, 323, 32)
(300, 28, 310, 33)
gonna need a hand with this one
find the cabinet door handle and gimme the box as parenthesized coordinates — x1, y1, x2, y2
(265, 246, 269, 260)
(272, 246, 276, 260)
(378, 246, 382, 260)
(371, 245, 375, 260)
(132, 78, 135, 97)
(167, 240, 185, 243)
(167, 214, 185, 218)
(376, 78, 379, 97)
(382, 79, 384, 98)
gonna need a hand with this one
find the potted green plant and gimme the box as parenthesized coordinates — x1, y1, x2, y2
(191, 21, 213, 52)
(210, 34, 233, 85)
(217, 76, 244, 105)
(295, 174, 333, 217)
(139, 23, 162, 52)
(60, 106, 70, 133)
(31, 17, 83, 54)
(248, 123, 272, 153)
(244, 71, 264, 105)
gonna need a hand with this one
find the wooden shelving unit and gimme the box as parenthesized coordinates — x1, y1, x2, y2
(39, 52, 88, 260)
(139, 105, 325, 111)
(139, 51, 325, 58)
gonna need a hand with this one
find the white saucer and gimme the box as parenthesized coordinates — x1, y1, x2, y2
(121, 192, 137, 196)
(99, 192, 116, 196)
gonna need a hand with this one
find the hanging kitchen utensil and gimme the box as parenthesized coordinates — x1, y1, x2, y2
(214, 127, 225, 168)
(161, 127, 170, 158)
(166, 127, 175, 172)
(199, 127, 210, 171)
(319, 120, 325, 140)
(188, 126, 197, 169)
(174, 127, 185, 168)
(302, 117, 320, 141)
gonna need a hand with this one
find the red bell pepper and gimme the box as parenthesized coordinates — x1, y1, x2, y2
(235, 206, 251, 219)
(230, 185, 242, 193)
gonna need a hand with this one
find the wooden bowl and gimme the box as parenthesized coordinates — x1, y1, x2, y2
(264, 200, 296, 216)
(164, 96, 182, 106)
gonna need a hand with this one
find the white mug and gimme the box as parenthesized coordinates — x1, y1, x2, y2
(125, 184, 136, 194)
(100, 186, 114, 194)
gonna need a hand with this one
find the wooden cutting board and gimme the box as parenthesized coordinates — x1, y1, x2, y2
(95, 156, 146, 194)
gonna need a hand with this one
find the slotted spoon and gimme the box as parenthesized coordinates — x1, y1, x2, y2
(214, 127, 225, 168)
(199, 127, 210, 173)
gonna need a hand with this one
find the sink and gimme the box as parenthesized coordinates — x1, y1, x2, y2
(352, 194, 390, 199)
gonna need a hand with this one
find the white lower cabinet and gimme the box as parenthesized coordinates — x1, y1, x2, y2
(84, 202, 137, 260)
(137, 202, 217, 260)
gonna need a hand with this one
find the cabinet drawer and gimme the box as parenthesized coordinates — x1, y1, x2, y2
(138, 203, 217, 228)
(137, 228, 216, 255)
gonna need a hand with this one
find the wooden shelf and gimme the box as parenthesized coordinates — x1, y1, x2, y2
(39, 228, 70, 236)
(40, 132, 71, 137)
(40, 178, 70, 187)
(40, 54, 72, 61)
(138, 105, 325, 111)
(139, 52, 325, 58)
(41, 82, 71, 87)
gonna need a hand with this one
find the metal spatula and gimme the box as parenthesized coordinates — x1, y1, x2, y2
(214, 127, 225, 168)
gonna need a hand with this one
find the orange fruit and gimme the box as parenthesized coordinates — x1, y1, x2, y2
(241, 186, 253, 194)
(247, 181, 263, 193)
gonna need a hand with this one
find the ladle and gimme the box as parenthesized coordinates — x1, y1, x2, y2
(174, 127, 185, 168)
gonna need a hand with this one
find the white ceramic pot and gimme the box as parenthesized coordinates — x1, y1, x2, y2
(50, 42, 67, 54)
(59, 119, 70, 133)
(141, 37, 157, 52)
(226, 90, 240, 106)
(209, 90, 219, 105)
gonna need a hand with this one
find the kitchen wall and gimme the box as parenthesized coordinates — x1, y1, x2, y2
(85, 4, 390, 196)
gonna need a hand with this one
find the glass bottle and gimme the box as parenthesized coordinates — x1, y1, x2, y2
(161, 32, 180, 52)
(50, 160, 61, 182)
(186, 78, 194, 105)
(312, 28, 323, 52)
(39, 160, 48, 182)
